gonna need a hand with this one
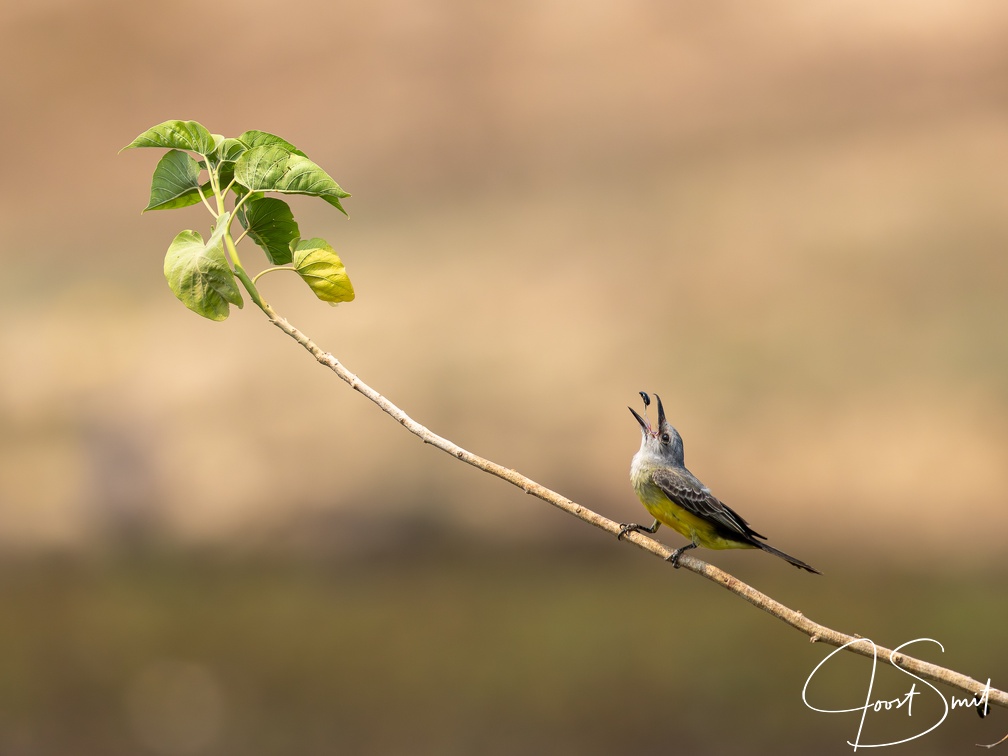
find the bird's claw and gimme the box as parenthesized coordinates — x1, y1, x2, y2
(665, 542, 697, 568)
(617, 523, 639, 541)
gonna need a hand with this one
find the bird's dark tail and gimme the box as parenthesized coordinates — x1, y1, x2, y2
(757, 542, 821, 574)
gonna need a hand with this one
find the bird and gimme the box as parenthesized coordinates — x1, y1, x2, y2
(619, 392, 820, 574)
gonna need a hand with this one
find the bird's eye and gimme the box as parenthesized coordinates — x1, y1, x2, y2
(660, 433, 671, 444)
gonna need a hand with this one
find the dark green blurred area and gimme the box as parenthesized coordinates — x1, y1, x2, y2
(1, 545, 1003, 755)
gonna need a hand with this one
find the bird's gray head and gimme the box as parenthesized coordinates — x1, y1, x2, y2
(629, 393, 685, 465)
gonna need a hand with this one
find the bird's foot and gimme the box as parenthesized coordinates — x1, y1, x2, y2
(665, 542, 698, 568)
(617, 521, 659, 540)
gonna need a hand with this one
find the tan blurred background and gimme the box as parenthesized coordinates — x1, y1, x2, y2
(1, 1, 1006, 754)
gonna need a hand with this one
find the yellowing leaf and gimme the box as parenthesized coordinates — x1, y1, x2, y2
(292, 238, 355, 305)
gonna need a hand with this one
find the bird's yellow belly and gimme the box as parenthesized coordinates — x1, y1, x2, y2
(635, 480, 756, 551)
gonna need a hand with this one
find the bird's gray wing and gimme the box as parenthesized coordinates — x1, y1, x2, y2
(651, 467, 767, 541)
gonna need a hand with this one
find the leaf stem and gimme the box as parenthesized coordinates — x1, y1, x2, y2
(193, 179, 217, 217)
(233, 263, 266, 311)
(222, 229, 243, 270)
(252, 266, 291, 285)
(201, 154, 230, 220)
(231, 189, 253, 218)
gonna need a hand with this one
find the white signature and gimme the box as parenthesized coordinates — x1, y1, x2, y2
(803, 637, 992, 750)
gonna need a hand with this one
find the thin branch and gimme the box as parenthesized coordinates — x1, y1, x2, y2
(259, 301, 1006, 714)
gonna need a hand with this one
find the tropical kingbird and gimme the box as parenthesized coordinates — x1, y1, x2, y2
(619, 392, 820, 573)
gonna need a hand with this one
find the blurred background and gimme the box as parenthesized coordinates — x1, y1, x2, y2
(1, 0, 1007, 753)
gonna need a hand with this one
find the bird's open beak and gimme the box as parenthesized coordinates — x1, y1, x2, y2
(655, 394, 666, 428)
(629, 406, 650, 433)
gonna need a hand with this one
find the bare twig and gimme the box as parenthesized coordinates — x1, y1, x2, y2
(260, 300, 1006, 714)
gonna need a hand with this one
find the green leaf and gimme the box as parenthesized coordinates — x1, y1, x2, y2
(163, 215, 244, 320)
(233, 145, 290, 193)
(292, 238, 355, 304)
(218, 138, 248, 163)
(236, 130, 307, 157)
(204, 138, 247, 172)
(233, 145, 351, 216)
(199, 140, 245, 169)
(277, 154, 351, 215)
(237, 197, 300, 265)
(143, 149, 204, 212)
(122, 119, 216, 155)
